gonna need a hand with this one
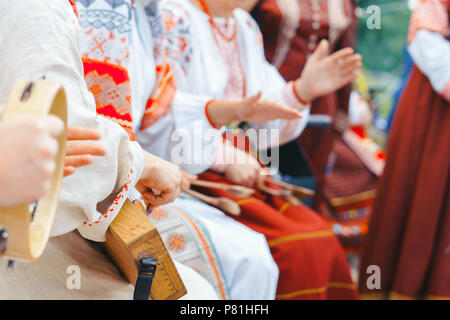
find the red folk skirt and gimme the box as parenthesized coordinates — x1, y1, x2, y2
(358, 66, 450, 299)
(197, 171, 358, 300)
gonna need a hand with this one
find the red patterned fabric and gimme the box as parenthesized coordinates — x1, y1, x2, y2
(141, 64, 177, 130)
(83, 59, 135, 140)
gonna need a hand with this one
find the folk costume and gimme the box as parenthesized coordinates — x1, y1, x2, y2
(251, 0, 366, 210)
(77, 0, 279, 300)
(0, 0, 217, 300)
(251, 0, 381, 250)
(359, 0, 450, 300)
(137, 0, 358, 300)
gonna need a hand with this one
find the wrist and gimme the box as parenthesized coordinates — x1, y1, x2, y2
(205, 100, 222, 129)
(206, 100, 241, 127)
(141, 151, 157, 181)
(294, 78, 314, 104)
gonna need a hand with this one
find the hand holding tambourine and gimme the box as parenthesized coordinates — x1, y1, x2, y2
(0, 79, 105, 262)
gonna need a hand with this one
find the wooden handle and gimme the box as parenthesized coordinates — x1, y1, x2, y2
(0, 78, 67, 262)
(190, 180, 254, 197)
(190, 180, 228, 191)
(183, 189, 241, 216)
(264, 177, 315, 198)
(183, 189, 218, 206)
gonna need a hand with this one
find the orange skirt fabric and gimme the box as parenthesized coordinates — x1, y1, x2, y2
(197, 171, 359, 300)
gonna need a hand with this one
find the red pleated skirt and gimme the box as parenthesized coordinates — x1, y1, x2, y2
(358, 66, 450, 299)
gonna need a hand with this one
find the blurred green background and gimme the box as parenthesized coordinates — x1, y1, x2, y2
(355, 0, 412, 138)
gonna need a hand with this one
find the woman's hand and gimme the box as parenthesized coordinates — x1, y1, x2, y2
(64, 126, 107, 177)
(136, 152, 184, 208)
(0, 115, 64, 207)
(207, 93, 302, 127)
(295, 40, 362, 102)
(181, 170, 198, 191)
(223, 146, 261, 188)
(236, 92, 303, 123)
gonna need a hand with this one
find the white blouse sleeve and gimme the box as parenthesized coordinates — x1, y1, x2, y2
(137, 1, 224, 174)
(238, 11, 311, 150)
(408, 29, 450, 101)
(0, 0, 144, 241)
(137, 90, 224, 175)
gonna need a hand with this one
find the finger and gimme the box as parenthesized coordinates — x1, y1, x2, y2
(311, 39, 329, 60)
(39, 115, 65, 138)
(67, 126, 102, 141)
(168, 185, 182, 203)
(339, 54, 362, 69)
(260, 101, 302, 120)
(64, 166, 76, 177)
(141, 189, 160, 204)
(182, 170, 198, 182)
(338, 54, 362, 68)
(243, 91, 262, 106)
(275, 106, 303, 119)
(65, 154, 93, 168)
(38, 135, 59, 159)
(338, 70, 360, 87)
(243, 173, 255, 188)
(327, 47, 355, 64)
(66, 141, 107, 157)
(249, 167, 260, 187)
(181, 177, 191, 191)
(339, 59, 362, 75)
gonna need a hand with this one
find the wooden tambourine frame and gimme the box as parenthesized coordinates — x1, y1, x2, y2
(0, 78, 67, 262)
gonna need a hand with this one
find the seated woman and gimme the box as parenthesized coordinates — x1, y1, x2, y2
(0, 0, 217, 300)
(249, 0, 381, 251)
(136, 0, 362, 299)
(249, 0, 360, 211)
(76, 0, 300, 299)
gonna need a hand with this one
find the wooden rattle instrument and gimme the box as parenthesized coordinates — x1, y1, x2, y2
(104, 199, 187, 300)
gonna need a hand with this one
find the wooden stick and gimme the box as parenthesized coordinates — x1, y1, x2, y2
(264, 177, 315, 198)
(190, 180, 254, 197)
(183, 189, 241, 216)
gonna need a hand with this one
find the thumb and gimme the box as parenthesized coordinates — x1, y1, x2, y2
(40, 115, 65, 139)
(243, 91, 262, 106)
(311, 39, 329, 61)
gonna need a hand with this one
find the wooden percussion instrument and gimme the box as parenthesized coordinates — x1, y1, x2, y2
(104, 199, 187, 300)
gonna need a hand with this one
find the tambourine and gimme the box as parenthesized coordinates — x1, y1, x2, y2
(0, 78, 67, 262)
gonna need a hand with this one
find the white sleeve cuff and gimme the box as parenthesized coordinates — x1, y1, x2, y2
(408, 30, 450, 93)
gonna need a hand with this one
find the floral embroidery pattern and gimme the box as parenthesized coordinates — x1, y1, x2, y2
(83, 58, 134, 138)
(141, 64, 177, 130)
(209, 17, 246, 99)
(167, 233, 190, 253)
(78, 0, 135, 139)
(154, 2, 193, 74)
(149, 209, 169, 222)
